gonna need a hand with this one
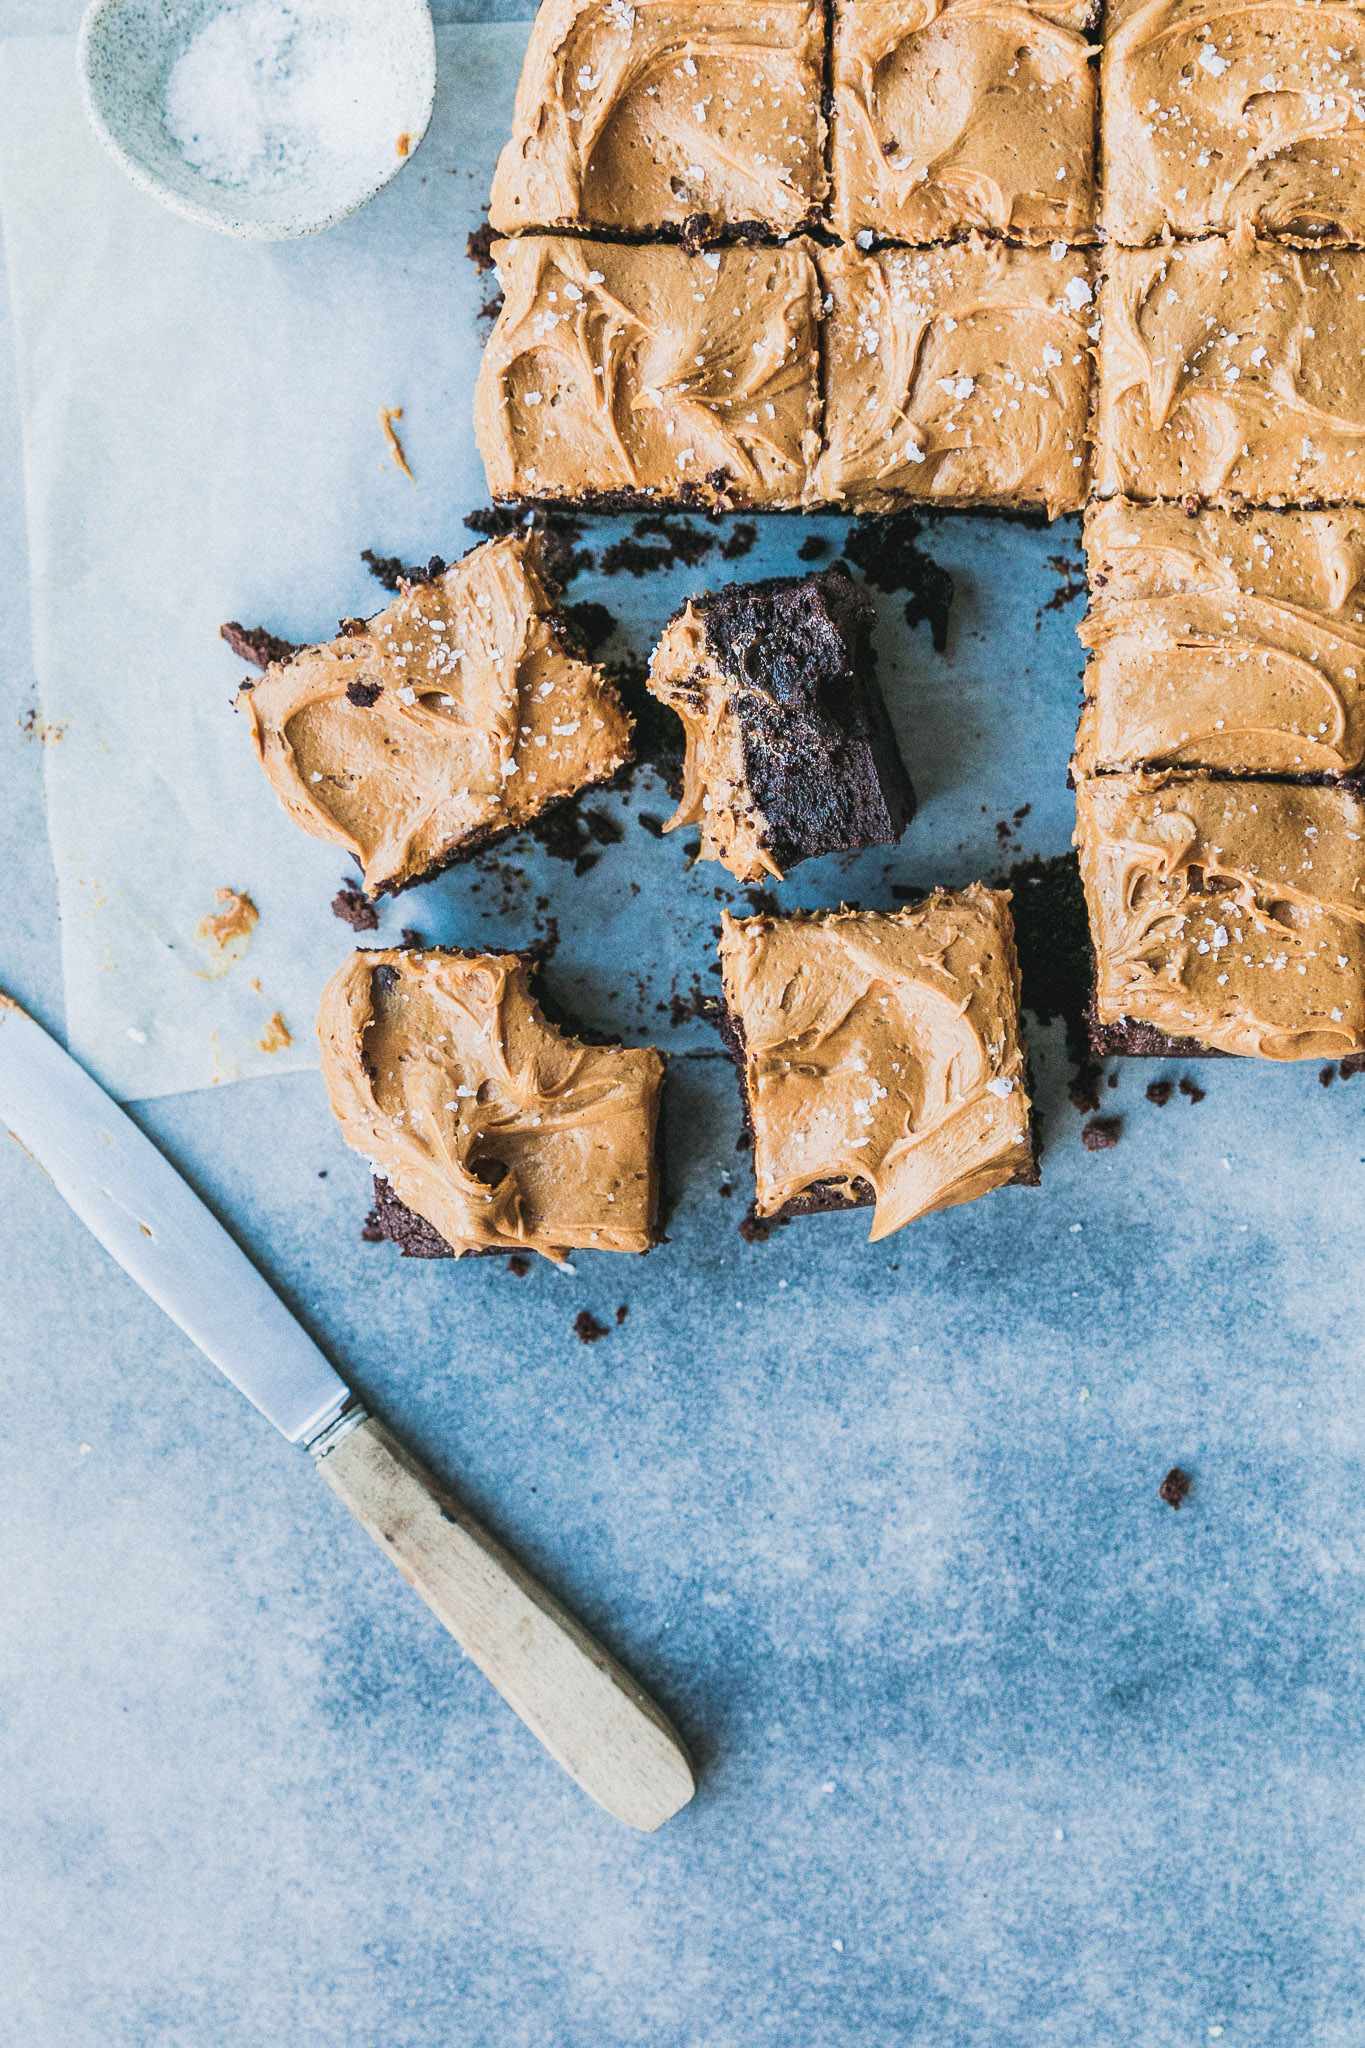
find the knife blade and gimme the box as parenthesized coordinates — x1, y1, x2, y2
(0, 994, 695, 1831)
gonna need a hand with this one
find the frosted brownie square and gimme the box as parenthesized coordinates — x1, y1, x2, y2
(831, 0, 1098, 246)
(1094, 230, 1365, 505)
(647, 566, 914, 883)
(1077, 499, 1365, 778)
(236, 535, 630, 898)
(475, 236, 822, 510)
(813, 238, 1094, 514)
(489, 0, 826, 239)
(1075, 772, 1365, 1060)
(1102, 0, 1365, 247)
(718, 890, 1035, 1239)
(318, 948, 665, 1263)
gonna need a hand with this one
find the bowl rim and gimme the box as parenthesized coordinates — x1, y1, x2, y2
(76, 0, 437, 241)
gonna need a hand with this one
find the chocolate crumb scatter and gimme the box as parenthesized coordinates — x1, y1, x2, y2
(600, 514, 717, 579)
(1341, 1053, 1365, 1081)
(361, 1209, 385, 1243)
(718, 522, 758, 561)
(562, 599, 617, 656)
(1179, 1077, 1206, 1105)
(466, 222, 496, 272)
(797, 534, 830, 561)
(1082, 1116, 1122, 1151)
(399, 927, 423, 949)
(464, 505, 593, 586)
(1321, 1065, 1337, 1088)
(615, 1305, 628, 1325)
(574, 1309, 609, 1344)
(332, 885, 379, 932)
(1069, 1065, 1102, 1114)
(506, 1254, 530, 1277)
(359, 547, 447, 592)
(1159, 1467, 1192, 1511)
(840, 513, 954, 653)
(1146, 1079, 1174, 1107)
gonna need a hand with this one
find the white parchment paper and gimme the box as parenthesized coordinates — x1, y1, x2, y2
(0, 28, 1088, 1103)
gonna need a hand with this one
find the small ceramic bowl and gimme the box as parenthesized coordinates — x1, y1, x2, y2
(78, 0, 436, 240)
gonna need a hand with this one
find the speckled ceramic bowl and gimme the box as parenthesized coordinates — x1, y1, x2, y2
(78, 0, 435, 240)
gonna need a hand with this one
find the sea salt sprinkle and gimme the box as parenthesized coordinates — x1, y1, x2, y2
(163, 3, 406, 193)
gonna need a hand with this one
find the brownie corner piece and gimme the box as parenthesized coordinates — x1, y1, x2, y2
(647, 564, 914, 883)
(718, 888, 1034, 1238)
(319, 946, 665, 1264)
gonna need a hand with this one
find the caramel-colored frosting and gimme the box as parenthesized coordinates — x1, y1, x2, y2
(648, 603, 780, 883)
(238, 535, 629, 897)
(813, 238, 1093, 515)
(1095, 227, 1365, 505)
(317, 949, 665, 1262)
(1077, 498, 1365, 775)
(832, 0, 1098, 246)
(474, 236, 822, 509)
(720, 889, 1033, 1239)
(1075, 771, 1365, 1058)
(489, 0, 825, 236)
(1102, 0, 1365, 246)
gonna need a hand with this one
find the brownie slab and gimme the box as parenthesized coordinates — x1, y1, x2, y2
(718, 890, 1034, 1239)
(1075, 771, 1365, 1060)
(474, 236, 822, 511)
(1077, 500, 1365, 778)
(831, 0, 1099, 247)
(237, 534, 630, 897)
(489, 0, 826, 239)
(647, 565, 915, 883)
(813, 238, 1094, 515)
(1095, 230, 1365, 505)
(319, 949, 666, 1263)
(1102, 0, 1365, 247)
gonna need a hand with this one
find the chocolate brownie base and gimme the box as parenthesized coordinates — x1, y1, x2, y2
(1086, 991, 1231, 1062)
(716, 994, 1039, 1224)
(361, 957, 667, 1257)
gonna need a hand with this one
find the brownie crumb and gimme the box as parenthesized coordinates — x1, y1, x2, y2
(1159, 1466, 1192, 1510)
(637, 812, 667, 837)
(735, 1129, 753, 1152)
(718, 522, 758, 561)
(1082, 1116, 1122, 1151)
(1340, 1052, 1365, 1081)
(1146, 1079, 1174, 1107)
(466, 222, 497, 272)
(361, 1208, 386, 1242)
(744, 888, 780, 917)
(1069, 1065, 1103, 1114)
(345, 678, 382, 708)
(797, 534, 830, 561)
(506, 1254, 530, 1277)
(840, 513, 954, 653)
(562, 599, 617, 656)
(718, 1180, 734, 1198)
(574, 1309, 609, 1344)
(679, 211, 712, 254)
(332, 884, 379, 932)
(600, 514, 717, 580)
(1321, 1064, 1337, 1087)
(1179, 1076, 1207, 1104)
(464, 505, 593, 587)
(360, 547, 447, 592)
(220, 622, 300, 670)
(615, 1304, 629, 1325)
(399, 927, 424, 949)
(738, 1212, 770, 1243)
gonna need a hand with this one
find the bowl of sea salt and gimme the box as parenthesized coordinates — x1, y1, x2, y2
(78, 0, 435, 239)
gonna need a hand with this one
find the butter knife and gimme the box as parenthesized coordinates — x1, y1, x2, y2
(0, 993, 694, 1832)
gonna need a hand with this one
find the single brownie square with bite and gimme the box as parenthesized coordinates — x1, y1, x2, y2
(718, 888, 1035, 1239)
(1094, 229, 1365, 505)
(318, 948, 666, 1263)
(474, 236, 822, 511)
(236, 533, 630, 897)
(1077, 499, 1365, 779)
(813, 238, 1094, 515)
(647, 565, 914, 883)
(831, 0, 1098, 247)
(489, 0, 827, 240)
(1102, 0, 1365, 247)
(1075, 772, 1365, 1060)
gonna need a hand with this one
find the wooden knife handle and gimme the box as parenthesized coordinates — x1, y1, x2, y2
(316, 1416, 695, 1832)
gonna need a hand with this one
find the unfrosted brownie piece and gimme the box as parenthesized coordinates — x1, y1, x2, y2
(813, 238, 1094, 515)
(318, 948, 666, 1263)
(474, 236, 822, 511)
(647, 565, 914, 883)
(1094, 230, 1365, 505)
(1102, 0, 1365, 247)
(718, 889, 1035, 1239)
(1077, 500, 1365, 778)
(489, 0, 826, 239)
(237, 535, 630, 897)
(1075, 772, 1365, 1060)
(831, 0, 1098, 246)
